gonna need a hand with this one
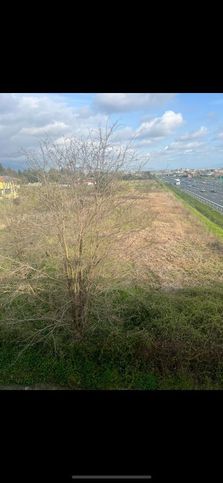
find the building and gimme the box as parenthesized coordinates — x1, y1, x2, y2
(0, 176, 19, 199)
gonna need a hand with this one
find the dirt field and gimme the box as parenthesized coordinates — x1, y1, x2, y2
(116, 186, 223, 288)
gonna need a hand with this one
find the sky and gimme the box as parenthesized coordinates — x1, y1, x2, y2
(1, 92, 223, 171)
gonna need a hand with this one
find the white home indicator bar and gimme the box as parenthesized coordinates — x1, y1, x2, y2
(72, 477, 152, 480)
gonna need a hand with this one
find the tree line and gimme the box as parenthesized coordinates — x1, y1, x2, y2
(0, 162, 153, 184)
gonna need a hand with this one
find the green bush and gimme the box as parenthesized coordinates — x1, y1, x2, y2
(1, 285, 223, 389)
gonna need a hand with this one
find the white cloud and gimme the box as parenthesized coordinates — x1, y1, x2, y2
(154, 126, 208, 161)
(0, 93, 109, 168)
(20, 121, 69, 136)
(94, 93, 175, 113)
(19, 96, 41, 109)
(0, 93, 18, 113)
(112, 126, 135, 142)
(0, 93, 215, 172)
(136, 139, 153, 148)
(136, 111, 184, 138)
(177, 126, 208, 141)
(164, 140, 204, 152)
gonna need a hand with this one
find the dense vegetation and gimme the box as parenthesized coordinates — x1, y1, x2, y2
(1, 282, 223, 389)
(1, 168, 223, 389)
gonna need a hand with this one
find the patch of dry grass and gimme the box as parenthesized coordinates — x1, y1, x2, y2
(110, 185, 223, 288)
(1, 181, 223, 295)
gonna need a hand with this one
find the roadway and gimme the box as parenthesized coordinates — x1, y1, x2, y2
(158, 175, 223, 210)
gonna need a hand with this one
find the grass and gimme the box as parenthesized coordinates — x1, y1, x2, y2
(166, 184, 223, 240)
(130, 179, 162, 193)
(1, 285, 223, 389)
(1, 179, 223, 389)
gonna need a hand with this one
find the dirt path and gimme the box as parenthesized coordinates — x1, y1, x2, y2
(117, 189, 223, 288)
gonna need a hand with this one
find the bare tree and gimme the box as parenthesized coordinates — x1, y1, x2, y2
(1, 123, 149, 340)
